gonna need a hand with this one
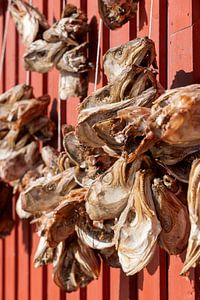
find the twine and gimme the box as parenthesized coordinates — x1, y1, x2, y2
(149, 0, 154, 39)
(0, 0, 12, 82)
(94, 18, 102, 91)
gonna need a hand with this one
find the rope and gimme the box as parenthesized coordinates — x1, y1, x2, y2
(0, 0, 12, 82)
(94, 18, 102, 91)
(58, 75, 62, 152)
(26, 0, 33, 85)
(149, 0, 154, 39)
(57, 0, 67, 152)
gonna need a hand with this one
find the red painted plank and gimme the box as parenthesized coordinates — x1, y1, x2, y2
(45, 1, 63, 299)
(1, 0, 200, 299)
(110, 269, 120, 300)
(167, 1, 196, 299)
(46, 265, 61, 300)
(168, 255, 195, 300)
(66, 0, 82, 129)
(0, 5, 6, 300)
(137, 0, 150, 38)
(159, 0, 167, 88)
(15, 2, 31, 296)
(138, 248, 167, 300)
(109, 22, 130, 300)
(86, 4, 110, 300)
(168, 26, 193, 88)
(29, 1, 46, 299)
(168, 1, 192, 34)
(4, 9, 17, 300)
(109, 23, 130, 47)
(67, 289, 80, 300)
(137, 2, 167, 300)
(17, 219, 30, 300)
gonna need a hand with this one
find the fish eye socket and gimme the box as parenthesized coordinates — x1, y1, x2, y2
(45, 183, 56, 192)
(118, 6, 126, 14)
(38, 51, 47, 58)
(115, 48, 123, 58)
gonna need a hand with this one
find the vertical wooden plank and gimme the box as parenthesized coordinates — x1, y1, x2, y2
(66, 0, 83, 128)
(46, 1, 63, 300)
(66, 0, 82, 296)
(138, 248, 166, 300)
(110, 269, 120, 300)
(86, 3, 110, 300)
(192, 3, 200, 298)
(129, 15, 138, 300)
(168, 1, 196, 299)
(191, 0, 200, 85)
(3, 2, 17, 300)
(109, 23, 130, 47)
(168, 0, 194, 88)
(17, 218, 30, 300)
(29, 1, 46, 299)
(108, 21, 130, 300)
(3, 4, 17, 299)
(0, 4, 6, 300)
(137, 0, 150, 37)
(14, 0, 31, 294)
(159, 0, 167, 89)
(137, 1, 168, 300)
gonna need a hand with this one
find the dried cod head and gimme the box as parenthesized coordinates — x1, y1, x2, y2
(26, 116, 54, 142)
(93, 106, 150, 153)
(152, 178, 190, 255)
(59, 71, 88, 100)
(98, 0, 138, 30)
(56, 42, 91, 73)
(43, 17, 88, 42)
(77, 88, 157, 149)
(38, 192, 86, 247)
(181, 159, 200, 275)
(103, 37, 157, 82)
(86, 155, 141, 220)
(34, 236, 55, 268)
(114, 169, 161, 275)
(41, 146, 59, 173)
(10, 0, 49, 45)
(86, 155, 129, 220)
(21, 167, 77, 213)
(7, 95, 50, 129)
(53, 237, 100, 292)
(76, 207, 115, 249)
(16, 193, 32, 219)
(100, 246, 121, 268)
(0, 83, 33, 105)
(150, 142, 200, 165)
(149, 84, 200, 146)
(0, 141, 39, 182)
(80, 65, 159, 110)
(63, 131, 84, 166)
(24, 40, 67, 73)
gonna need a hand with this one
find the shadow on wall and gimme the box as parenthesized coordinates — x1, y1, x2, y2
(170, 70, 194, 89)
(170, 21, 200, 89)
(88, 16, 102, 86)
(138, 0, 148, 31)
(118, 269, 138, 300)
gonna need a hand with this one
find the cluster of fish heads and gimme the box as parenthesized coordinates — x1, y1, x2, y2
(14, 36, 198, 292)
(0, 83, 54, 236)
(10, 0, 91, 99)
(6, 5, 200, 288)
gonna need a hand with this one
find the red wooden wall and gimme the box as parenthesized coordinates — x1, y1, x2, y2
(1, 0, 200, 299)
